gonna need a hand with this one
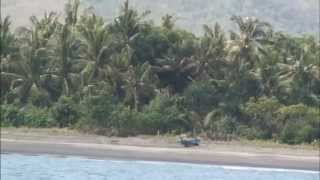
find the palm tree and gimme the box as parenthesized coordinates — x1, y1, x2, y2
(53, 0, 83, 97)
(269, 34, 320, 105)
(0, 16, 18, 60)
(151, 56, 201, 94)
(54, 25, 82, 97)
(161, 14, 176, 30)
(196, 23, 227, 80)
(123, 63, 157, 111)
(221, 16, 272, 106)
(110, 0, 150, 66)
(227, 16, 272, 71)
(1, 13, 59, 104)
(277, 58, 320, 105)
(0, 16, 19, 101)
(65, 0, 80, 27)
(77, 12, 113, 87)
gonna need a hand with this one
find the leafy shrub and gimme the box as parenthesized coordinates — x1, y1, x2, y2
(110, 105, 141, 137)
(141, 95, 191, 134)
(237, 125, 256, 140)
(77, 94, 118, 133)
(208, 115, 237, 141)
(205, 110, 236, 138)
(243, 97, 282, 139)
(280, 122, 301, 144)
(24, 106, 54, 128)
(1, 104, 53, 128)
(278, 104, 320, 144)
(298, 125, 318, 143)
(29, 87, 51, 107)
(1, 104, 26, 127)
(184, 81, 219, 114)
(276, 104, 309, 122)
(237, 125, 273, 140)
(51, 96, 80, 128)
(215, 115, 236, 135)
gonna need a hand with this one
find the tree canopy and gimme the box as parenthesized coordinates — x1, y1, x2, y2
(1, 0, 319, 144)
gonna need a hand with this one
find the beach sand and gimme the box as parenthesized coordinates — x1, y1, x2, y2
(1, 128, 319, 171)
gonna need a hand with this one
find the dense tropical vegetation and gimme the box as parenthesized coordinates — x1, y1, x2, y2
(1, 0, 319, 144)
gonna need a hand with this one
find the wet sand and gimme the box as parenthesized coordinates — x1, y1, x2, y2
(1, 128, 319, 171)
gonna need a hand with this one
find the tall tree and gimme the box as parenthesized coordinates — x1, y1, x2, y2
(0, 16, 18, 60)
(197, 23, 227, 80)
(0, 16, 19, 101)
(78, 12, 112, 88)
(228, 15, 272, 70)
(1, 13, 59, 104)
(110, 0, 150, 66)
(53, 0, 82, 97)
(123, 63, 156, 111)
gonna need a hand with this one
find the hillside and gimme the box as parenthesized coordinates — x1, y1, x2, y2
(2, 0, 319, 35)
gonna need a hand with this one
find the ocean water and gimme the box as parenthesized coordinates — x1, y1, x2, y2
(1, 154, 319, 180)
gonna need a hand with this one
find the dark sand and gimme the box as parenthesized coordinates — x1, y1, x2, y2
(1, 128, 319, 171)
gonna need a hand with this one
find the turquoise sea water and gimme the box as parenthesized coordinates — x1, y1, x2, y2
(1, 154, 319, 180)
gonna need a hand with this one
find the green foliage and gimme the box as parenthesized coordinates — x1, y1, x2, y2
(184, 81, 219, 114)
(243, 97, 282, 139)
(142, 95, 191, 134)
(298, 124, 318, 143)
(110, 105, 141, 136)
(1, 0, 319, 144)
(24, 106, 54, 128)
(204, 109, 237, 140)
(80, 94, 118, 130)
(277, 104, 320, 144)
(237, 125, 258, 140)
(1, 104, 54, 127)
(1, 104, 26, 127)
(133, 27, 170, 64)
(29, 88, 51, 107)
(280, 122, 319, 145)
(242, 99, 320, 143)
(280, 122, 301, 144)
(51, 96, 80, 128)
(214, 116, 236, 135)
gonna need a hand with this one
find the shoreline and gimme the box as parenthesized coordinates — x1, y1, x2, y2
(1, 128, 319, 171)
(1, 138, 319, 171)
(2, 152, 319, 174)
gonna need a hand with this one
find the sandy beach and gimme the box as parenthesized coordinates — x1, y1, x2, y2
(1, 128, 319, 171)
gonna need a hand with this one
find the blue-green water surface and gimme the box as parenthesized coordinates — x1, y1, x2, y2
(1, 154, 318, 180)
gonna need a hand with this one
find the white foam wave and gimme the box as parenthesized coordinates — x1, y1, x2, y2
(133, 160, 319, 174)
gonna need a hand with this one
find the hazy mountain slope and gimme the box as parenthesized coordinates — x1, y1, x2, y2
(2, 0, 319, 35)
(2, 0, 67, 27)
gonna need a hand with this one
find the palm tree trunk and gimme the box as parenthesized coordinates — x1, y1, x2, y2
(134, 86, 139, 112)
(62, 78, 70, 96)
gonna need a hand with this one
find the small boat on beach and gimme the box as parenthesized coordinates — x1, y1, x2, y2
(178, 135, 201, 147)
